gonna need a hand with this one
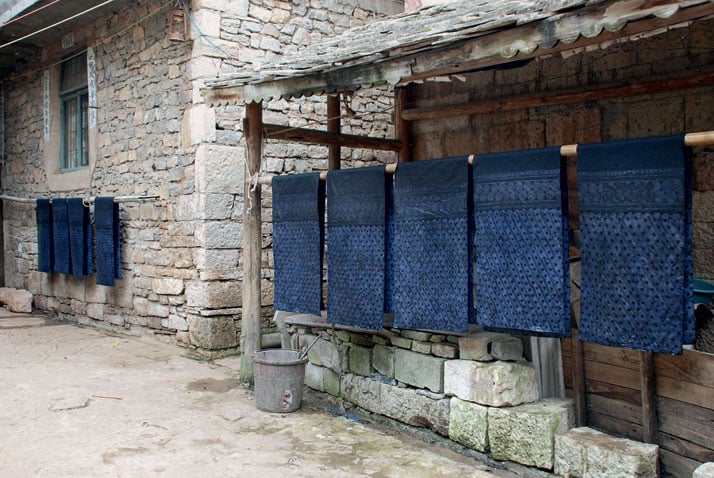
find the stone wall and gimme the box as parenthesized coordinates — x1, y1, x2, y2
(284, 316, 579, 471)
(409, 18, 714, 280)
(1, 0, 403, 352)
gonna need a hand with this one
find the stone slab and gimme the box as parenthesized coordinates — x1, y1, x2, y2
(0, 287, 33, 313)
(489, 398, 574, 470)
(459, 331, 523, 361)
(444, 360, 538, 407)
(394, 348, 446, 393)
(448, 397, 489, 452)
(694, 463, 714, 478)
(373, 344, 395, 377)
(349, 344, 373, 376)
(554, 427, 659, 478)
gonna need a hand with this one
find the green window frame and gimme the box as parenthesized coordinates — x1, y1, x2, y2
(60, 53, 88, 171)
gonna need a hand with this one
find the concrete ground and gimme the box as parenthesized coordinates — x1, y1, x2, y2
(0, 310, 521, 477)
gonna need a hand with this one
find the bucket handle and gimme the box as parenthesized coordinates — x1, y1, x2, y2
(298, 337, 319, 361)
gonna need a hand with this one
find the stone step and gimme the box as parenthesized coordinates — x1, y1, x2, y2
(554, 427, 659, 478)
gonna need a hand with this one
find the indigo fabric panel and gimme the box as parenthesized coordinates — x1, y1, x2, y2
(327, 166, 386, 330)
(384, 172, 395, 315)
(474, 147, 570, 337)
(36, 199, 54, 273)
(393, 157, 472, 332)
(95, 197, 122, 286)
(52, 198, 71, 275)
(68, 198, 93, 279)
(577, 135, 691, 354)
(272, 173, 325, 316)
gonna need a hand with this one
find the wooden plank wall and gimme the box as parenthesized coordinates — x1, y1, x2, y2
(562, 340, 714, 477)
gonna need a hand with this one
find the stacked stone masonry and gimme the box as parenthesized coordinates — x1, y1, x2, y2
(2, 0, 402, 352)
(287, 318, 665, 475)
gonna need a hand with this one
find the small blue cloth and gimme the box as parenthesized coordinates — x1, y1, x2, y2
(68, 198, 93, 279)
(327, 166, 386, 330)
(36, 199, 53, 273)
(473, 147, 570, 337)
(272, 174, 325, 315)
(578, 135, 692, 354)
(95, 197, 122, 286)
(393, 157, 472, 332)
(52, 198, 71, 275)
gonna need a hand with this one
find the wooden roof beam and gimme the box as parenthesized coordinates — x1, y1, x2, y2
(262, 123, 403, 151)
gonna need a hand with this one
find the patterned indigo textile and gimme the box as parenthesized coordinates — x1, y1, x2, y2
(52, 198, 71, 275)
(95, 197, 122, 286)
(473, 147, 570, 337)
(327, 166, 386, 330)
(272, 173, 325, 315)
(393, 157, 472, 332)
(68, 198, 93, 280)
(384, 172, 395, 315)
(578, 135, 692, 354)
(36, 199, 54, 273)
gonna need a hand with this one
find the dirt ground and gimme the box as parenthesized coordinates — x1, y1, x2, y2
(0, 310, 527, 477)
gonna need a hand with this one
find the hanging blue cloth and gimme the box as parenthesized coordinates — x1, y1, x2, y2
(52, 198, 71, 275)
(473, 147, 570, 337)
(384, 172, 396, 315)
(68, 198, 93, 279)
(327, 166, 386, 330)
(577, 135, 692, 354)
(392, 157, 472, 332)
(36, 199, 54, 273)
(272, 173, 325, 316)
(95, 197, 122, 286)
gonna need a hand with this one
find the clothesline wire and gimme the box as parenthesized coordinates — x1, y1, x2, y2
(0, 194, 160, 205)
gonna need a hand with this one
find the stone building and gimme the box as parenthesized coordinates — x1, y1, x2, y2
(0, 0, 402, 352)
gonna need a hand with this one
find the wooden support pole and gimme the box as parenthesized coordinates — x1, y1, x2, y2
(572, 329, 587, 427)
(241, 101, 263, 386)
(639, 351, 658, 444)
(395, 86, 411, 163)
(263, 123, 402, 151)
(327, 94, 341, 171)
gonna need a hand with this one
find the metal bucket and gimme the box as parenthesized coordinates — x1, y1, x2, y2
(253, 349, 308, 413)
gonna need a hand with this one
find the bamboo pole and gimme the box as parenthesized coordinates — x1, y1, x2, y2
(263, 123, 402, 151)
(327, 95, 341, 171)
(255, 130, 714, 185)
(241, 101, 263, 386)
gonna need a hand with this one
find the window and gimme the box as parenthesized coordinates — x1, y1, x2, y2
(59, 53, 88, 171)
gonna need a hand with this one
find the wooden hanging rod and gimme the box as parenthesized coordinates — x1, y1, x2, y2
(256, 131, 714, 185)
(262, 123, 403, 151)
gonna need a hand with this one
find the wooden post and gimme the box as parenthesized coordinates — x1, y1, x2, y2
(240, 101, 263, 385)
(572, 329, 587, 427)
(639, 351, 658, 443)
(327, 94, 341, 171)
(395, 86, 411, 163)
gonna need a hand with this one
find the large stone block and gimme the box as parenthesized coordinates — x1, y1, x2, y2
(349, 345, 372, 376)
(305, 363, 325, 392)
(554, 427, 659, 478)
(695, 463, 714, 478)
(489, 398, 574, 470)
(186, 280, 241, 309)
(187, 314, 238, 350)
(380, 381, 450, 436)
(341, 374, 449, 435)
(394, 348, 446, 393)
(449, 397, 489, 452)
(194, 143, 243, 194)
(373, 344, 394, 377)
(304, 335, 342, 374)
(444, 360, 538, 407)
(0, 287, 32, 313)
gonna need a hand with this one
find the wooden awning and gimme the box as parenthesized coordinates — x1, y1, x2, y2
(202, 0, 714, 105)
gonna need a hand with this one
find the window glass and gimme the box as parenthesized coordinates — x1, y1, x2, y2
(60, 53, 88, 171)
